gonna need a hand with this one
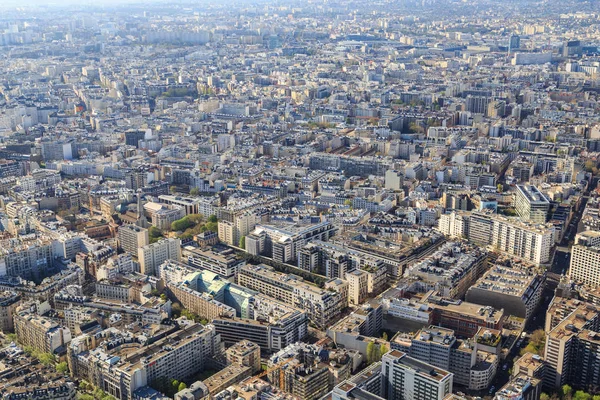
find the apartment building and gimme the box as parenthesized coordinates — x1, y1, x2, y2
(118, 225, 149, 258)
(238, 264, 343, 329)
(225, 340, 261, 374)
(347, 270, 368, 305)
(569, 231, 600, 287)
(185, 246, 243, 278)
(14, 311, 72, 354)
(248, 220, 336, 264)
(463, 212, 554, 265)
(80, 323, 220, 400)
(0, 291, 20, 332)
(0, 237, 54, 280)
(381, 350, 453, 400)
(217, 212, 259, 247)
(544, 304, 600, 389)
(138, 238, 181, 276)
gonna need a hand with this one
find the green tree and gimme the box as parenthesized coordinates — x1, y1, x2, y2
(178, 382, 187, 392)
(190, 187, 200, 196)
(540, 394, 550, 400)
(79, 381, 90, 392)
(56, 361, 68, 374)
(239, 236, 246, 249)
(208, 215, 218, 223)
(78, 395, 94, 400)
(497, 183, 504, 193)
(562, 384, 573, 400)
(382, 332, 388, 341)
(592, 395, 600, 400)
(38, 352, 55, 365)
(574, 391, 591, 400)
(366, 342, 375, 364)
(170, 186, 177, 194)
(5, 333, 17, 342)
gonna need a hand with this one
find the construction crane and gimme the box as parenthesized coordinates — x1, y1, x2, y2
(255, 358, 294, 390)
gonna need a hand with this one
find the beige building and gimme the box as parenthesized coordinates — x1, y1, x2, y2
(226, 340, 261, 373)
(569, 231, 600, 287)
(237, 264, 343, 329)
(14, 311, 72, 354)
(118, 225, 149, 258)
(139, 238, 181, 276)
(347, 270, 368, 305)
(0, 291, 20, 332)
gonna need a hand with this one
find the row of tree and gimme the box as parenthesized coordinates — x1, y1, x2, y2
(542, 385, 600, 400)
(366, 342, 388, 365)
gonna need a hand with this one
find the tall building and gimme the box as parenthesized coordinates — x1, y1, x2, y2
(381, 350, 453, 400)
(0, 291, 20, 332)
(138, 238, 181, 276)
(347, 270, 368, 305)
(508, 34, 520, 54)
(118, 225, 149, 258)
(217, 212, 259, 247)
(465, 212, 554, 265)
(390, 326, 499, 390)
(544, 304, 600, 389)
(437, 212, 470, 239)
(0, 237, 55, 280)
(515, 185, 550, 224)
(569, 231, 600, 287)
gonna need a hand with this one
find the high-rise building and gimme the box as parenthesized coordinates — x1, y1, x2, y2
(569, 231, 600, 287)
(381, 350, 453, 400)
(465, 212, 554, 265)
(515, 185, 550, 224)
(544, 304, 600, 389)
(218, 212, 259, 247)
(508, 34, 520, 53)
(118, 225, 149, 258)
(138, 238, 181, 276)
(347, 270, 369, 305)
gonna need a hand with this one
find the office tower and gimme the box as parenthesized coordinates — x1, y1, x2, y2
(508, 34, 520, 54)
(515, 185, 550, 224)
(569, 231, 600, 287)
(139, 238, 181, 276)
(381, 350, 453, 400)
(118, 225, 149, 258)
